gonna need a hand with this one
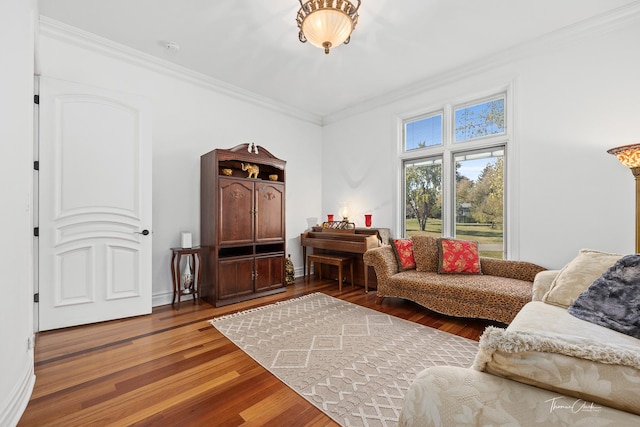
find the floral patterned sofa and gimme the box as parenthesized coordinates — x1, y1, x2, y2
(363, 236, 546, 324)
(399, 249, 640, 426)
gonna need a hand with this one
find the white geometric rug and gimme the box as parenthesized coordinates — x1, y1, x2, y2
(210, 292, 479, 427)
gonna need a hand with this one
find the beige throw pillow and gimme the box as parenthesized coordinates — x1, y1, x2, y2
(542, 249, 622, 308)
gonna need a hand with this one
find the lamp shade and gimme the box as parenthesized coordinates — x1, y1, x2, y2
(296, 0, 360, 54)
(607, 143, 640, 168)
(301, 8, 353, 51)
(339, 203, 350, 219)
(608, 142, 640, 253)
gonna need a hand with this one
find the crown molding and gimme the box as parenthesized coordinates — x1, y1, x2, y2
(322, 1, 640, 125)
(38, 16, 323, 126)
(38, 1, 640, 128)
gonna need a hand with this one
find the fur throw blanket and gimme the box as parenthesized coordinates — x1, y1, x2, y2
(473, 326, 640, 371)
(569, 254, 640, 339)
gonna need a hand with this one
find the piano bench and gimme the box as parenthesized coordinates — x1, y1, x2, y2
(306, 254, 354, 292)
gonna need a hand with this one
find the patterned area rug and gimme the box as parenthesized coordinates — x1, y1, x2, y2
(210, 292, 479, 427)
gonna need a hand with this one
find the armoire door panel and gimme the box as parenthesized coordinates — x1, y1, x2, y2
(255, 255, 284, 292)
(218, 258, 254, 299)
(218, 178, 254, 245)
(255, 182, 285, 243)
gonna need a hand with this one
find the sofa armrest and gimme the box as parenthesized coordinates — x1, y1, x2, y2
(480, 257, 546, 282)
(363, 245, 398, 285)
(532, 269, 560, 301)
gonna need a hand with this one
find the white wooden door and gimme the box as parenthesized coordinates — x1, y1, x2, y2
(38, 77, 152, 331)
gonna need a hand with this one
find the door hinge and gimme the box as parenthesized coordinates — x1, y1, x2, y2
(34, 161, 39, 170)
(33, 227, 39, 237)
(34, 293, 39, 303)
(34, 94, 39, 104)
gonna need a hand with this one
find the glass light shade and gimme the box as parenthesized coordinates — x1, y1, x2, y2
(301, 9, 353, 52)
(339, 204, 350, 220)
(608, 143, 640, 168)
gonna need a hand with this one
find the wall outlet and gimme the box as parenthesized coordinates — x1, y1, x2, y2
(27, 335, 35, 350)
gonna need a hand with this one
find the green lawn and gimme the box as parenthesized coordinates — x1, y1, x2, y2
(405, 218, 503, 258)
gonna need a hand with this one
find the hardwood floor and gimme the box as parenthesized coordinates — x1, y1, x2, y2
(19, 278, 497, 426)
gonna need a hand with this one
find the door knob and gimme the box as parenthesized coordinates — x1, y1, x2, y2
(135, 229, 150, 235)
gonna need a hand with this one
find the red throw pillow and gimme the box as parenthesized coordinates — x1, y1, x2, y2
(437, 238, 481, 274)
(391, 238, 416, 270)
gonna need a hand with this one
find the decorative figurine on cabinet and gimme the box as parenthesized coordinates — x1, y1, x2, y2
(285, 254, 295, 285)
(241, 163, 260, 179)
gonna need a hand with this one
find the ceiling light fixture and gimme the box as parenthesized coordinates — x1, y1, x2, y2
(296, 0, 361, 55)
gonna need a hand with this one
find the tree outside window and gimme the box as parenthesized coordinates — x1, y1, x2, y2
(404, 158, 442, 236)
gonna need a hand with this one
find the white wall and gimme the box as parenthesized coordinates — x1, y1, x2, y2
(38, 22, 323, 305)
(0, 0, 37, 425)
(322, 14, 640, 270)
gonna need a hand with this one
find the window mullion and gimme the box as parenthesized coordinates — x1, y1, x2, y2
(441, 151, 454, 238)
(442, 104, 454, 238)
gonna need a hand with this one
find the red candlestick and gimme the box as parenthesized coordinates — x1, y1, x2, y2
(327, 214, 334, 222)
(364, 214, 372, 227)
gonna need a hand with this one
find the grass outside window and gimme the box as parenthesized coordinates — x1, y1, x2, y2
(405, 218, 503, 259)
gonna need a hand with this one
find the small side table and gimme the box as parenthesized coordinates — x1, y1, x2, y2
(170, 246, 202, 310)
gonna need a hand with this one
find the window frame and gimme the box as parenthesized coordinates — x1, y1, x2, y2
(398, 89, 512, 258)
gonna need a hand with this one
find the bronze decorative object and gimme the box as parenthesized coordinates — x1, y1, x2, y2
(285, 254, 295, 285)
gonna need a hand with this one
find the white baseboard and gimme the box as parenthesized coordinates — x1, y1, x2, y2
(152, 269, 307, 308)
(152, 291, 174, 307)
(0, 358, 35, 427)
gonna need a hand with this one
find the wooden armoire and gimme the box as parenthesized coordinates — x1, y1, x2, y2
(200, 144, 286, 306)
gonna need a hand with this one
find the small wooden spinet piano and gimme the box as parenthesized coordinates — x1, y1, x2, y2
(300, 227, 383, 290)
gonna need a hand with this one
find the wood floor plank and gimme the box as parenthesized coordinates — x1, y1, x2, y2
(239, 387, 305, 424)
(19, 278, 492, 426)
(47, 362, 241, 426)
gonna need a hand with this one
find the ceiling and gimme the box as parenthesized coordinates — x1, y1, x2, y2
(39, 0, 637, 121)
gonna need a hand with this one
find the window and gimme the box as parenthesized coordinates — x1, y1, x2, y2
(455, 98, 505, 142)
(402, 94, 507, 258)
(404, 113, 442, 151)
(404, 158, 442, 236)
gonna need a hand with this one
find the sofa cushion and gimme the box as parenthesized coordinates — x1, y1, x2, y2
(387, 270, 532, 324)
(569, 254, 640, 339)
(412, 235, 439, 272)
(400, 366, 639, 426)
(474, 301, 640, 416)
(390, 238, 416, 271)
(481, 257, 546, 283)
(542, 249, 621, 308)
(437, 238, 481, 274)
(531, 270, 559, 301)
